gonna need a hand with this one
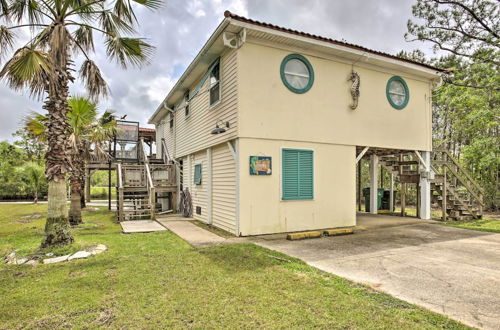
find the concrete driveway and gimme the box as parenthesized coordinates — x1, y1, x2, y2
(252, 214, 500, 329)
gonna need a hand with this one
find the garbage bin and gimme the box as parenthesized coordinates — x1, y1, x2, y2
(363, 187, 384, 212)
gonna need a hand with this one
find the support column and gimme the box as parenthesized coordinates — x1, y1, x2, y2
(357, 160, 362, 212)
(369, 154, 378, 215)
(389, 173, 394, 212)
(85, 168, 91, 202)
(419, 151, 431, 220)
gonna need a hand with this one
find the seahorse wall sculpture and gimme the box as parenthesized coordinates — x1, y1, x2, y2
(348, 71, 360, 110)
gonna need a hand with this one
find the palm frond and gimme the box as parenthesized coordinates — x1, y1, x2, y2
(0, 26, 15, 61)
(24, 111, 47, 141)
(32, 24, 53, 50)
(79, 59, 108, 99)
(7, 0, 44, 24)
(67, 95, 97, 136)
(98, 9, 135, 35)
(105, 36, 153, 68)
(0, 47, 51, 98)
(113, 0, 136, 24)
(0, 0, 8, 16)
(66, 0, 101, 16)
(73, 24, 94, 52)
(131, 0, 162, 10)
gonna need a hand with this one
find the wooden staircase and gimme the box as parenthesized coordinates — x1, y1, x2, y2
(430, 149, 484, 220)
(379, 150, 484, 221)
(116, 139, 178, 222)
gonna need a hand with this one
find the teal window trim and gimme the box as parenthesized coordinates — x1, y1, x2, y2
(386, 76, 410, 110)
(194, 163, 202, 185)
(282, 148, 314, 200)
(280, 54, 314, 94)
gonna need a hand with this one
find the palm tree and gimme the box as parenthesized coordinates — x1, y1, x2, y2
(25, 96, 116, 225)
(0, 0, 158, 246)
(23, 162, 45, 204)
(67, 96, 116, 225)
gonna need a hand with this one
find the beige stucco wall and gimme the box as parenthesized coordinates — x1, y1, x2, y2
(237, 42, 432, 151)
(238, 137, 356, 236)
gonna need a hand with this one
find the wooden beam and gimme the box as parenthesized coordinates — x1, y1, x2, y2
(442, 168, 447, 221)
(389, 173, 394, 212)
(414, 150, 430, 171)
(356, 146, 369, 164)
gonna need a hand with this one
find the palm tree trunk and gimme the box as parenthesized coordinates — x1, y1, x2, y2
(69, 177, 82, 225)
(69, 150, 84, 225)
(41, 27, 74, 246)
(80, 175, 86, 209)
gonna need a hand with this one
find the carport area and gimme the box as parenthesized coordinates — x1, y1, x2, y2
(252, 214, 500, 329)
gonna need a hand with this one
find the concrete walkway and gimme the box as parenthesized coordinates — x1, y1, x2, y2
(120, 220, 167, 233)
(251, 216, 500, 329)
(157, 217, 227, 248)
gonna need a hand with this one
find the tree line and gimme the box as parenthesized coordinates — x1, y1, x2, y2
(402, 0, 499, 210)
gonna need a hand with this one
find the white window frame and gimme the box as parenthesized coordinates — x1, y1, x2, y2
(209, 61, 221, 108)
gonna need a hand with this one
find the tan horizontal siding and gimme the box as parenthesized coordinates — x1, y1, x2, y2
(191, 151, 207, 222)
(211, 143, 236, 234)
(174, 49, 238, 158)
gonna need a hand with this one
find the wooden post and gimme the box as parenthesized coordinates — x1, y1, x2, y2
(442, 168, 447, 221)
(108, 161, 112, 211)
(380, 166, 384, 189)
(357, 160, 362, 212)
(401, 183, 406, 217)
(389, 173, 394, 213)
(479, 193, 483, 219)
(85, 168, 91, 202)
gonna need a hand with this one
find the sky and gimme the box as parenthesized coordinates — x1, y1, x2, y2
(0, 0, 434, 142)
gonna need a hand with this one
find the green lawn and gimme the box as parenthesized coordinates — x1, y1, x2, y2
(443, 218, 500, 233)
(0, 204, 469, 329)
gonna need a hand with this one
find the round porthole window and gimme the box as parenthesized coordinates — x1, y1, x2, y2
(280, 54, 314, 94)
(386, 76, 409, 109)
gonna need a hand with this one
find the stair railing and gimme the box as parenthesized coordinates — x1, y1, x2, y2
(432, 149, 484, 216)
(138, 138, 149, 164)
(161, 138, 171, 164)
(144, 163, 155, 220)
(138, 138, 155, 219)
(117, 163, 124, 222)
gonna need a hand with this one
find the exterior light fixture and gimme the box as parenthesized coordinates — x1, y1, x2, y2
(211, 120, 230, 134)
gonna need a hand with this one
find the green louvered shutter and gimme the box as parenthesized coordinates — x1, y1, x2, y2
(194, 164, 202, 185)
(282, 149, 313, 200)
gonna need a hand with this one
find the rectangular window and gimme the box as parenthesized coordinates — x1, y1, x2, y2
(209, 62, 220, 106)
(184, 91, 190, 117)
(282, 149, 313, 200)
(194, 163, 202, 185)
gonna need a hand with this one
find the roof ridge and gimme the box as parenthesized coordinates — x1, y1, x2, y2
(223, 10, 443, 72)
